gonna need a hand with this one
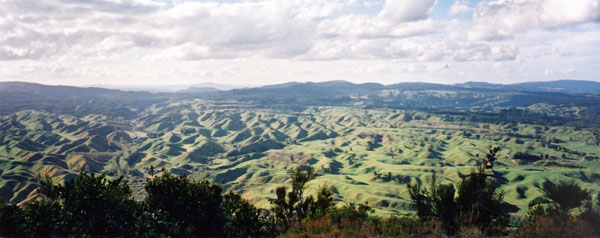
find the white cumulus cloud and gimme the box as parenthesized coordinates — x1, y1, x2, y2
(469, 0, 600, 41)
(0, 0, 598, 85)
(378, 0, 438, 23)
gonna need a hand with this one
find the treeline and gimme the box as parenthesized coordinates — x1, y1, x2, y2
(517, 179, 600, 237)
(0, 170, 268, 238)
(2, 152, 600, 237)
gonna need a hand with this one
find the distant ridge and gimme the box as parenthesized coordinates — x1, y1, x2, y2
(241, 79, 600, 95)
(509, 80, 600, 94)
(3, 79, 600, 96)
(0, 81, 164, 118)
(0, 81, 151, 98)
(87, 82, 256, 92)
(245, 79, 600, 95)
(455, 80, 600, 94)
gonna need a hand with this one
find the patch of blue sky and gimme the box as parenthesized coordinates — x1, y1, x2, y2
(348, 0, 385, 16)
(432, 0, 484, 21)
(150, 0, 483, 20)
(564, 23, 600, 33)
(431, 0, 453, 20)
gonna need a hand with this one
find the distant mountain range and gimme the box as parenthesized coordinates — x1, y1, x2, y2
(257, 80, 600, 94)
(3, 79, 600, 95)
(455, 80, 600, 94)
(2, 79, 600, 116)
(236, 79, 600, 95)
(87, 82, 257, 92)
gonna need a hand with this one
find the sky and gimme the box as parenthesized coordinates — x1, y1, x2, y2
(0, 0, 599, 86)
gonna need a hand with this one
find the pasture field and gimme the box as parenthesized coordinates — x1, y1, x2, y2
(2, 100, 599, 216)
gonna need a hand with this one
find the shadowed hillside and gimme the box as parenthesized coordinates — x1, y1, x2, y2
(1, 81, 600, 216)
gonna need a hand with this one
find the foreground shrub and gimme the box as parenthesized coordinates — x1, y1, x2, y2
(407, 167, 509, 236)
(407, 147, 509, 236)
(145, 169, 271, 238)
(517, 181, 600, 238)
(58, 172, 140, 237)
(0, 170, 270, 238)
(541, 180, 591, 218)
(0, 201, 29, 237)
(22, 200, 62, 237)
(222, 191, 269, 238)
(271, 166, 336, 233)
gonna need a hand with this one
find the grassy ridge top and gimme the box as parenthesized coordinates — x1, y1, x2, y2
(1, 98, 599, 215)
(2, 80, 600, 215)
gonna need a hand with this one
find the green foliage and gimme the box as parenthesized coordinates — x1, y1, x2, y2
(58, 171, 139, 237)
(36, 174, 59, 201)
(2, 172, 141, 237)
(272, 186, 291, 231)
(22, 200, 62, 237)
(528, 196, 551, 208)
(325, 202, 373, 226)
(407, 173, 462, 235)
(407, 163, 509, 235)
(406, 179, 433, 221)
(519, 180, 600, 237)
(144, 169, 225, 237)
(432, 183, 457, 234)
(456, 167, 509, 235)
(524, 197, 551, 224)
(222, 191, 269, 238)
(309, 184, 335, 218)
(524, 203, 546, 225)
(288, 166, 316, 209)
(0, 170, 270, 238)
(270, 166, 339, 234)
(0, 200, 30, 237)
(542, 180, 591, 217)
(271, 166, 317, 232)
(483, 146, 499, 169)
(579, 193, 600, 235)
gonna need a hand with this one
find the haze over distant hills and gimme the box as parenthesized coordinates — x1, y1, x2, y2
(4, 79, 600, 95)
(2, 79, 600, 116)
(86, 82, 256, 92)
(455, 80, 600, 94)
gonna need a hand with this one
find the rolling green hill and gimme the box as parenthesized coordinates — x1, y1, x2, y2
(1, 81, 600, 216)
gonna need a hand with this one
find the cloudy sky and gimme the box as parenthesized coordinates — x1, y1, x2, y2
(1, 0, 599, 86)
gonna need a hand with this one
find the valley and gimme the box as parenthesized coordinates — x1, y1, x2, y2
(2, 81, 600, 216)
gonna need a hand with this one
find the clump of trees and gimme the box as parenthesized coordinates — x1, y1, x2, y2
(0, 169, 270, 238)
(406, 146, 509, 236)
(269, 166, 376, 237)
(406, 167, 509, 236)
(270, 166, 339, 232)
(519, 179, 600, 237)
(0, 166, 357, 238)
(1, 173, 140, 237)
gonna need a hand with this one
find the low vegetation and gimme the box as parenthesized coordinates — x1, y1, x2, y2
(2, 81, 600, 236)
(1, 169, 271, 238)
(3, 102, 600, 216)
(2, 156, 599, 237)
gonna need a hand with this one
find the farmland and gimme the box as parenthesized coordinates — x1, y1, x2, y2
(2, 80, 600, 216)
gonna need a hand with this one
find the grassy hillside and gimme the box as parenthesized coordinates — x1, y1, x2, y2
(1, 98, 599, 216)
